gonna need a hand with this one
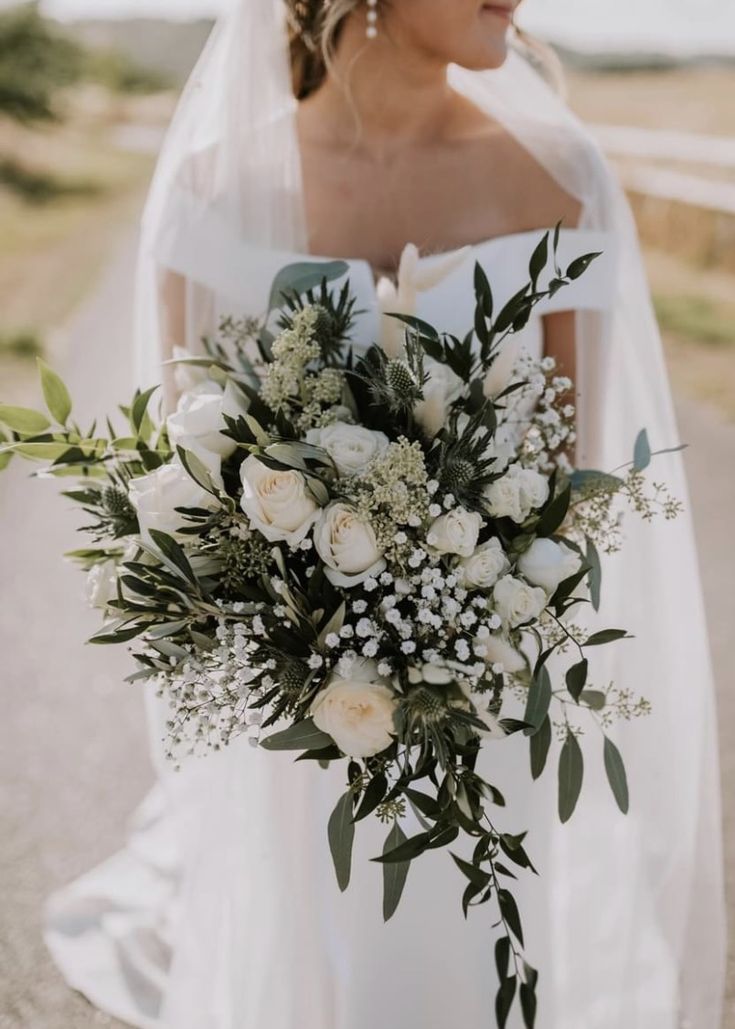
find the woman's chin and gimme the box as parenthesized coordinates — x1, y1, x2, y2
(456, 38, 510, 72)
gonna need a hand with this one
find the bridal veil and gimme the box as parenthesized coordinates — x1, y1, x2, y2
(132, 1, 726, 1025)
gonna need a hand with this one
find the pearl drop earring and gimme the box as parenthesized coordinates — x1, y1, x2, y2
(366, 0, 378, 39)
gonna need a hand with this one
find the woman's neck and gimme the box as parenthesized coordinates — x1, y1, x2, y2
(299, 15, 459, 154)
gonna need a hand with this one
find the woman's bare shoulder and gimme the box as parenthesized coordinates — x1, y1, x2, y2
(458, 103, 590, 233)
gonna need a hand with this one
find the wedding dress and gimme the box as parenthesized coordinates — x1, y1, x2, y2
(44, 3, 725, 1028)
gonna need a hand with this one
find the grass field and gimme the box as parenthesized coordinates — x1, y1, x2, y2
(0, 88, 162, 373)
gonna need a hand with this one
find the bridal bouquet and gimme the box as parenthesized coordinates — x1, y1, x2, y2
(0, 231, 678, 1029)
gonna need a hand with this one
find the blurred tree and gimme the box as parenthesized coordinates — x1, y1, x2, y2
(0, 1, 83, 123)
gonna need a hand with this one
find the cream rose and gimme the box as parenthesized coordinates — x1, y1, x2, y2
(129, 458, 220, 544)
(414, 358, 465, 439)
(457, 537, 510, 589)
(517, 538, 581, 594)
(483, 464, 550, 524)
(494, 574, 548, 628)
(311, 661, 397, 758)
(306, 422, 389, 477)
(426, 507, 483, 558)
(314, 502, 385, 587)
(474, 633, 527, 674)
(167, 380, 247, 478)
(239, 455, 320, 546)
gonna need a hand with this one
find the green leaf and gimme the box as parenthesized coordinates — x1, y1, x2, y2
(530, 716, 551, 780)
(580, 689, 607, 711)
(524, 666, 551, 735)
(603, 736, 630, 814)
(37, 359, 72, 424)
(382, 821, 410, 921)
(520, 976, 538, 1029)
(147, 529, 198, 586)
(451, 853, 493, 889)
(260, 717, 334, 752)
(495, 936, 511, 981)
(498, 888, 524, 946)
(328, 790, 355, 892)
(267, 260, 349, 312)
(496, 976, 517, 1029)
(177, 446, 219, 496)
(0, 404, 51, 435)
(586, 537, 602, 612)
(529, 230, 549, 290)
(633, 428, 652, 471)
(131, 386, 159, 435)
(372, 830, 432, 864)
(354, 772, 388, 822)
(565, 251, 602, 280)
(558, 729, 584, 823)
(583, 628, 631, 647)
(536, 483, 571, 536)
(565, 659, 588, 703)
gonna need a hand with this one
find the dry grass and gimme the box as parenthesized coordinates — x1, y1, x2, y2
(0, 89, 158, 367)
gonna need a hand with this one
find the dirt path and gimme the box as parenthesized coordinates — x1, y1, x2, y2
(0, 234, 732, 1028)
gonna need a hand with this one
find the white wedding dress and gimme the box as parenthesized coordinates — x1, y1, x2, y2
(44, 3, 726, 1027)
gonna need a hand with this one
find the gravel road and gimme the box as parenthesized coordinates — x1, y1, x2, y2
(0, 233, 732, 1028)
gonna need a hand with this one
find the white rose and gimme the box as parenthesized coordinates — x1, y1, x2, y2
(426, 507, 482, 558)
(306, 422, 389, 477)
(314, 502, 385, 587)
(474, 633, 526, 674)
(494, 574, 547, 628)
(85, 559, 118, 609)
(457, 537, 510, 589)
(167, 380, 247, 478)
(484, 464, 550, 523)
(414, 358, 465, 438)
(239, 455, 320, 546)
(517, 538, 581, 594)
(311, 661, 397, 758)
(129, 458, 220, 544)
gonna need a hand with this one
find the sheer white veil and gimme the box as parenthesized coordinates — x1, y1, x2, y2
(133, 1, 725, 1024)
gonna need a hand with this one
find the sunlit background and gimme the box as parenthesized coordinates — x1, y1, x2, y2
(0, 2, 732, 1026)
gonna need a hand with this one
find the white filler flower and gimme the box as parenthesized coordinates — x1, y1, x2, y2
(239, 455, 320, 546)
(494, 574, 547, 628)
(311, 660, 397, 758)
(484, 464, 550, 523)
(457, 537, 510, 589)
(426, 507, 483, 558)
(517, 538, 581, 594)
(130, 458, 220, 543)
(306, 422, 389, 477)
(314, 502, 386, 587)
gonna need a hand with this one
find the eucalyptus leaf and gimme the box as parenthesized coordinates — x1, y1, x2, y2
(382, 821, 410, 921)
(523, 666, 551, 735)
(558, 729, 584, 823)
(328, 790, 355, 892)
(267, 260, 349, 312)
(259, 717, 334, 752)
(565, 659, 588, 703)
(604, 736, 630, 814)
(530, 716, 551, 781)
(496, 976, 517, 1029)
(633, 428, 652, 471)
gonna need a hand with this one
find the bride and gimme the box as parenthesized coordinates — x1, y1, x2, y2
(45, 1, 725, 1027)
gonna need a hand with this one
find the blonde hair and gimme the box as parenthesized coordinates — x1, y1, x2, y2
(286, 1, 565, 101)
(288, 0, 363, 100)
